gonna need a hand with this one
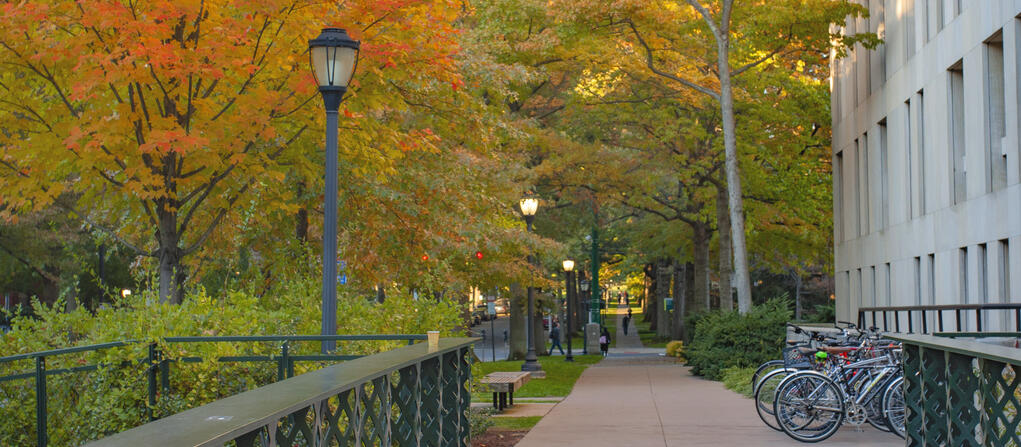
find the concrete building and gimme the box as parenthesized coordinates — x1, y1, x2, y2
(831, 1, 1021, 329)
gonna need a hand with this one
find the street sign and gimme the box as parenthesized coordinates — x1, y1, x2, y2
(665, 297, 674, 311)
(487, 302, 496, 315)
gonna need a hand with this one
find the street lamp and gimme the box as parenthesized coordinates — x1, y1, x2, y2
(309, 28, 360, 353)
(519, 197, 542, 372)
(562, 260, 575, 362)
(579, 279, 589, 354)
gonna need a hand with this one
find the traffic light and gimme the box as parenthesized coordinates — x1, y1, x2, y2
(475, 251, 483, 260)
(421, 254, 429, 261)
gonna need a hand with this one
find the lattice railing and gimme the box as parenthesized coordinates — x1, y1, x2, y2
(893, 334, 1021, 446)
(84, 338, 476, 447)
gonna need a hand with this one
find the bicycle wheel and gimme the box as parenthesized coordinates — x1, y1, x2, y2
(773, 371, 845, 443)
(864, 391, 891, 432)
(754, 368, 796, 431)
(751, 360, 786, 389)
(882, 376, 906, 438)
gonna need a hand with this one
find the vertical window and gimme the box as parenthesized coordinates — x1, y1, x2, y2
(854, 138, 862, 237)
(985, 32, 1007, 191)
(932, 0, 945, 37)
(949, 62, 966, 204)
(1000, 239, 1010, 301)
(857, 268, 864, 308)
(979, 243, 988, 303)
(914, 256, 922, 306)
(905, 100, 914, 217)
(835, 152, 844, 241)
(884, 263, 892, 306)
(878, 120, 889, 228)
(904, 0, 916, 60)
(861, 134, 870, 233)
(870, 265, 877, 307)
(928, 253, 936, 305)
(870, 0, 886, 88)
(918, 91, 927, 214)
(960, 247, 969, 303)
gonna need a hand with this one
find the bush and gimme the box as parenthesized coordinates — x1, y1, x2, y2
(684, 297, 791, 380)
(665, 340, 685, 361)
(0, 281, 462, 447)
(721, 366, 756, 398)
(469, 408, 495, 438)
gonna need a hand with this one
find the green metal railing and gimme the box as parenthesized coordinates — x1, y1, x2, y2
(891, 333, 1021, 446)
(0, 334, 426, 446)
(83, 338, 476, 447)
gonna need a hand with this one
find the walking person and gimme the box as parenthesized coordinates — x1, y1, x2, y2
(549, 322, 565, 355)
(623, 314, 631, 336)
(599, 327, 611, 356)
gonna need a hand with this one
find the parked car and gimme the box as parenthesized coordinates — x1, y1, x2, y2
(471, 307, 487, 326)
(493, 303, 507, 316)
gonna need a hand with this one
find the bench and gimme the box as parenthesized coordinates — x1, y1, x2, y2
(479, 371, 531, 411)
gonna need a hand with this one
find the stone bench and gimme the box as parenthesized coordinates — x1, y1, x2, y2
(479, 371, 531, 411)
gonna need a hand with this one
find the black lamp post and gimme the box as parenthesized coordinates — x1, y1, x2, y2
(563, 259, 575, 362)
(309, 28, 360, 353)
(580, 279, 589, 354)
(519, 197, 542, 372)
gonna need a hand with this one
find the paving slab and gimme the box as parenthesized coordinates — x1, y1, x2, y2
(516, 357, 903, 447)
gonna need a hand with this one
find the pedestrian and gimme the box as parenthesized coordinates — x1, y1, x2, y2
(599, 327, 611, 356)
(623, 314, 631, 335)
(627, 307, 632, 319)
(624, 291, 629, 306)
(549, 322, 565, 355)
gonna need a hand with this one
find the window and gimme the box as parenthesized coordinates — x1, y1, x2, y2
(884, 263, 891, 306)
(918, 91, 927, 214)
(928, 253, 936, 305)
(860, 134, 871, 234)
(854, 138, 862, 237)
(870, 265, 877, 307)
(878, 120, 889, 228)
(960, 247, 969, 303)
(904, 0, 916, 60)
(1000, 239, 1011, 301)
(931, 0, 945, 39)
(949, 62, 966, 204)
(905, 100, 914, 217)
(914, 256, 922, 306)
(985, 32, 1007, 191)
(857, 268, 864, 308)
(835, 152, 844, 241)
(979, 243, 988, 303)
(870, 0, 886, 89)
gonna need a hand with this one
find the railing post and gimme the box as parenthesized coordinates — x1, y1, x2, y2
(278, 342, 289, 382)
(976, 309, 982, 332)
(35, 356, 47, 447)
(147, 343, 158, 421)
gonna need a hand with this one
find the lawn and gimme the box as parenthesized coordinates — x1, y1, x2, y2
(472, 354, 602, 401)
(490, 416, 542, 430)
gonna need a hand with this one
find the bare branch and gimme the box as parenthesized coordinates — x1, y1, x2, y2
(625, 21, 720, 101)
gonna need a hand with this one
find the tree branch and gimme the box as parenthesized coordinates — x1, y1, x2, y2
(625, 21, 720, 101)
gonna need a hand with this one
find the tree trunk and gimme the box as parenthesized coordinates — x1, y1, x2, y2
(714, 7, 753, 314)
(376, 284, 385, 304)
(716, 182, 734, 311)
(508, 283, 527, 360)
(655, 260, 671, 338)
(532, 303, 546, 356)
(680, 262, 696, 340)
(643, 263, 654, 323)
(157, 207, 184, 304)
(690, 222, 710, 315)
(671, 261, 686, 341)
(647, 264, 658, 331)
(792, 271, 803, 321)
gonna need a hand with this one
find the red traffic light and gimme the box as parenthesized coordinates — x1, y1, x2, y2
(421, 254, 429, 261)
(475, 251, 483, 260)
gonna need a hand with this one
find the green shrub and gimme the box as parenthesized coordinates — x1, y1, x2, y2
(685, 297, 791, 380)
(665, 340, 685, 360)
(469, 408, 495, 438)
(0, 281, 462, 447)
(721, 366, 756, 398)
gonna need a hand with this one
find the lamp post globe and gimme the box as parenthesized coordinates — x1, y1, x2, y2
(520, 196, 542, 373)
(309, 28, 359, 353)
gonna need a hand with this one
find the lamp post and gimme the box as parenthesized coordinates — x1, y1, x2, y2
(562, 260, 575, 362)
(309, 28, 360, 354)
(519, 197, 542, 372)
(580, 279, 589, 354)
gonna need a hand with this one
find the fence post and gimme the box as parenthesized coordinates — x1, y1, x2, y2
(35, 356, 47, 447)
(278, 342, 289, 382)
(148, 343, 158, 421)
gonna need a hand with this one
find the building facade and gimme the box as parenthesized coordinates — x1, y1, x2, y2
(831, 0, 1021, 329)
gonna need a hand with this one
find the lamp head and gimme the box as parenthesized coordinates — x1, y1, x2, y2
(562, 260, 575, 272)
(309, 28, 360, 91)
(518, 197, 539, 217)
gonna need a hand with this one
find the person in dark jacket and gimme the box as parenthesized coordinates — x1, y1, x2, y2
(623, 314, 631, 335)
(599, 327, 611, 356)
(549, 322, 565, 355)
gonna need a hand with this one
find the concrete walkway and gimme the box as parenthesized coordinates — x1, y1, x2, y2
(613, 304, 644, 351)
(515, 309, 902, 446)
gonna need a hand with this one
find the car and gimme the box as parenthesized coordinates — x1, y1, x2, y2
(470, 307, 487, 326)
(475, 305, 493, 321)
(493, 303, 507, 315)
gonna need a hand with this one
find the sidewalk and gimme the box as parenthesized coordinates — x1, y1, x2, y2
(515, 312, 901, 447)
